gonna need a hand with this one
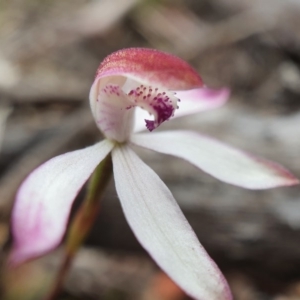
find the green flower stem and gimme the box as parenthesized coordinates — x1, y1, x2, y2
(45, 153, 113, 300)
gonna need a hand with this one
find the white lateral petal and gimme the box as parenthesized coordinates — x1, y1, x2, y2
(11, 139, 114, 264)
(130, 131, 299, 189)
(174, 87, 230, 119)
(112, 145, 232, 300)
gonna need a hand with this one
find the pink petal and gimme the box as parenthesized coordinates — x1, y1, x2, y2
(130, 131, 299, 189)
(174, 87, 230, 118)
(95, 48, 203, 90)
(10, 140, 114, 265)
(112, 145, 232, 300)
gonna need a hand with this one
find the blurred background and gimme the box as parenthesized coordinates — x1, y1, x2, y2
(1, 0, 300, 299)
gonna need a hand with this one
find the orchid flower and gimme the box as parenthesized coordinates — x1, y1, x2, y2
(11, 48, 298, 300)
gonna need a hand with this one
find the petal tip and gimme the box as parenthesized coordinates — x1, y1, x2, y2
(280, 176, 300, 187)
(249, 155, 300, 189)
(203, 87, 231, 104)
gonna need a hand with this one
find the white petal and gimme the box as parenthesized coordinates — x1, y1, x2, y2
(11, 139, 114, 264)
(130, 131, 299, 189)
(90, 80, 135, 142)
(112, 145, 232, 300)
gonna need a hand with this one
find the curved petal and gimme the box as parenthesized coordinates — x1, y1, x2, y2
(123, 80, 178, 132)
(174, 87, 230, 118)
(10, 140, 114, 265)
(95, 48, 203, 91)
(133, 88, 230, 133)
(90, 79, 179, 138)
(112, 145, 232, 300)
(90, 82, 135, 142)
(130, 131, 299, 189)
